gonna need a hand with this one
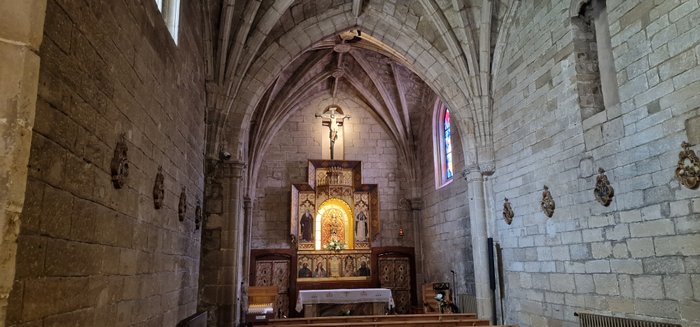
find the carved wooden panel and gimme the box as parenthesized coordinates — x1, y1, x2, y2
(378, 257, 411, 314)
(255, 260, 290, 317)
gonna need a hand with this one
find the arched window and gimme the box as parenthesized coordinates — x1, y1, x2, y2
(433, 100, 454, 188)
(154, 0, 181, 43)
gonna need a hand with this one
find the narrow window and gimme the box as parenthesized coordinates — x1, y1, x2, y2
(572, 0, 618, 120)
(433, 100, 454, 188)
(444, 109, 454, 180)
(155, 0, 180, 43)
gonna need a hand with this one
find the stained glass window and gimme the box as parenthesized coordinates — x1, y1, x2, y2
(444, 109, 453, 180)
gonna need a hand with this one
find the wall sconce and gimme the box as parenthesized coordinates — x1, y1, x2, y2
(398, 227, 405, 237)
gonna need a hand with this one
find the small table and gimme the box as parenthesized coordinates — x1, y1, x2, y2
(296, 288, 395, 317)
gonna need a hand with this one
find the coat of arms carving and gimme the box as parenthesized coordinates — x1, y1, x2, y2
(675, 141, 700, 190)
(540, 185, 555, 218)
(594, 168, 614, 206)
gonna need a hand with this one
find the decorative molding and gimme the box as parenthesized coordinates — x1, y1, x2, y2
(540, 185, 555, 218)
(195, 198, 202, 230)
(675, 141, 700, 190)
(502, 198, 514, 225)
(594, 168, 614, 206)
(462, 166, 482, 183)
(178, 187, 187, 222)
(110, 133, 129, 189)
(153, 166, 165, 209)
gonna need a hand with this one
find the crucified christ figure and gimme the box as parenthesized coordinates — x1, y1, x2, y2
(315, 107, 350, 159)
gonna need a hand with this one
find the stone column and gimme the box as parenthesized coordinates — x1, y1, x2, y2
(463, 165, 493, 320)
(200, 161, 246, 326)
(239, 196, 253, 322)
(0, 0, 46, 322)
(409, 198, 424, 306)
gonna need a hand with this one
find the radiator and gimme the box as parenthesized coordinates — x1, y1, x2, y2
(576, 312, 681, 327)
(456, 294, 477, 314)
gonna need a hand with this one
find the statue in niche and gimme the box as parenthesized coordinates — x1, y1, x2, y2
(355, 210, 368, 242)
(299, 209, 313, 242)
(329, 213, 341, 238)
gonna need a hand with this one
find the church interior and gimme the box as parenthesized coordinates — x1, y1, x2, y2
(0, 0, 699, 326)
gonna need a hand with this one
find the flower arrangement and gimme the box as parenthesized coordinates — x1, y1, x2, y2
(326, 239, 346, 252)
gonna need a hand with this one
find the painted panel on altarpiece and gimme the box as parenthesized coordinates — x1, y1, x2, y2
(297, 192, 315, 249)
(353, 193, 370, 248)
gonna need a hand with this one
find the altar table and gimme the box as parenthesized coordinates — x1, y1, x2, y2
(296, 288, 395, 316)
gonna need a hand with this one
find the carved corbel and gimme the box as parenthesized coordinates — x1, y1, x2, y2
(503, 198, 514, 225)
(153, 166, 165, 209)
(594, 168, 614, 206)
(540, 185, 555, 218)
(675, 141, 700, 189)
(110, 133, 129, 189)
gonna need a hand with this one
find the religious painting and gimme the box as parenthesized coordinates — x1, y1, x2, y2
(297, 255, 313, 278)
(298, 192, 315, 245)
(321, 208, 346, 246)
(312, 258, 330, 278)
(354, 193, 370, 247)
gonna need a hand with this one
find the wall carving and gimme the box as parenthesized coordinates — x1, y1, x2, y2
(594, 168, 614, 206)
(153, 166, 165, 209)
(675, 141, 700, 190)
(503, 198, 514, 225)
(540, 185, 555, 218)
(179, 187, 187, 222)
(110, 133, 129, 189)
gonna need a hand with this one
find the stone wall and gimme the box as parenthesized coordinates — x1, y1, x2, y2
(6, 0, 207, 325)
(491, 1, 700, 326)
(252, 93, 412, 249)
(413, 103, 474, 295)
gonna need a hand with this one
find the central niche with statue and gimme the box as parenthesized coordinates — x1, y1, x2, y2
(291, 160, 378, 281)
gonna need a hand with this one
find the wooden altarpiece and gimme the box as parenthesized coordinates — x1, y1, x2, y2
(290, 160, 379, 282)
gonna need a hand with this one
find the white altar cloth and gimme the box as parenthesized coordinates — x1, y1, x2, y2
(295, 288, 395, 312)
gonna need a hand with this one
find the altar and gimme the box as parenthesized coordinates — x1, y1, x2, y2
(296, 288, 395, 317)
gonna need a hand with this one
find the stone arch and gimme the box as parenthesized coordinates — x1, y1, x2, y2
(216, 8, 480, 184)
(569, 0, 591, 17)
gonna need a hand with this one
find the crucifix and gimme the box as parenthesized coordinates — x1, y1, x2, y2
(315, 107, 350, 159)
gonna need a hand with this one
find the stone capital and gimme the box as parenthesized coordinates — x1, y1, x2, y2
(462, 165, 483, 183)
(219, 161, 246, 178)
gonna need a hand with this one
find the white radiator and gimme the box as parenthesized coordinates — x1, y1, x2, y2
(576, 312, 681, 327)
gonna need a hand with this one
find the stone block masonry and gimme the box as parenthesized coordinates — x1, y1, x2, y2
(5, 0, 207, 326)
(492, 0, 700, 326)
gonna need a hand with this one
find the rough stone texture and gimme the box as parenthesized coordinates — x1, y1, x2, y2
(5, 0, 207, 326)
(252, 93, 413, 249)
(0, 0, 46, 322)
(492, 1, 700, 326)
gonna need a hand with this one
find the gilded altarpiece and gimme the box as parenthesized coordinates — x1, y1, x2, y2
(290, 160, 379, 282)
